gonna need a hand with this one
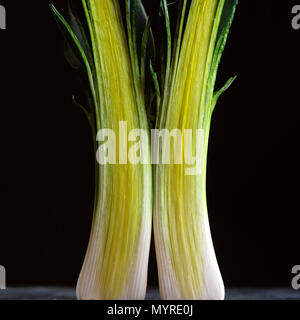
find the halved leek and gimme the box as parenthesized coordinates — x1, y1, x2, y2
(153, 0, 237, 300)
(51, 0, 152, 300)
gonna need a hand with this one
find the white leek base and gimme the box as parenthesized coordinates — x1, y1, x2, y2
(76, 208, 152, 300)
(154, 209, 224, 300)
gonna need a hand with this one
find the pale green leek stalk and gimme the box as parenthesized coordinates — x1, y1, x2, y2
(153, 0, 237, 300)
(76, 0, 152, 300)
(50, 0, 152, 299)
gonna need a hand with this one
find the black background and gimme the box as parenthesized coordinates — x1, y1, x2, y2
(0, 0, 299, 289)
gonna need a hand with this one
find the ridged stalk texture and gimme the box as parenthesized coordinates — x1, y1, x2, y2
(154, 0, 236, 300)
(75, 0, 152, 300)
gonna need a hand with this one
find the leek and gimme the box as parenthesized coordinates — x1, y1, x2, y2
(50, 0, 152, 300)
(50, 0, 237, 301)
(153, 0, 237, 300)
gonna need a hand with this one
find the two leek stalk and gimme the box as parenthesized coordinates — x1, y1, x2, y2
(50, 0, 237, 300)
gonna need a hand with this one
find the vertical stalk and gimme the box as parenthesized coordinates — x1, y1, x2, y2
(76, 0, 152, 300)
(154, 0, 233, 300)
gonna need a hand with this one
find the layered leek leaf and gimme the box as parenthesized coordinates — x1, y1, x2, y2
(153, 0, 237, 300)
(50, 0, 153, 300)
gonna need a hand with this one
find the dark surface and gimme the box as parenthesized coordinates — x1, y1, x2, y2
(0, 287, 300, 300)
